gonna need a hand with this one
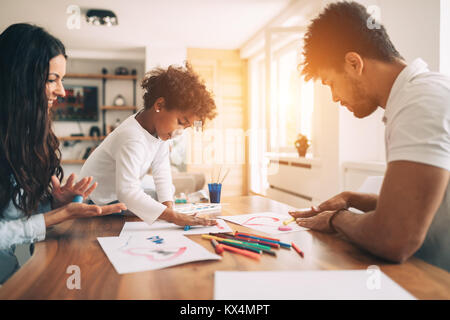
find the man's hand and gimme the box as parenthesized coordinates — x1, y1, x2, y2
(289, 209, 340, 233)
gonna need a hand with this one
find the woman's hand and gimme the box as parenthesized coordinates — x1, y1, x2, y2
(44, 202, 127, 227)
(51, 173, 97, 209)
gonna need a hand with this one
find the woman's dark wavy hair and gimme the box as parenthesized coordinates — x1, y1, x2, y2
(301, 1, 403, 80)
(0, 23, 65, 217)
(141, 63, 217, 123)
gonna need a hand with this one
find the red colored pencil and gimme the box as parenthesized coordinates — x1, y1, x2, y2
(210, 239, 224, 254)
(221, 243, 261, 260)
(291, 242, 304, 258)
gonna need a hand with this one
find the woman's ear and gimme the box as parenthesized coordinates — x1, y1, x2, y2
(344, 52, 364, 76)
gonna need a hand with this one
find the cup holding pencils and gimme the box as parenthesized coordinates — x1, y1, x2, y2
(208, 167, 230, 204)
(208, 183, 222, 203)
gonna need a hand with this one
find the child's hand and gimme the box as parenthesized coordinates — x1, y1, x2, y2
(161, 208, 218, 227)
(175, 212, 218, 227)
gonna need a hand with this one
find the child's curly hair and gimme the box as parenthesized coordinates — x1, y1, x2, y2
(141, 63, 217, 123)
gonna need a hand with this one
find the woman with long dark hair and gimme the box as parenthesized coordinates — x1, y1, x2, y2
(0, 23, 126, 284)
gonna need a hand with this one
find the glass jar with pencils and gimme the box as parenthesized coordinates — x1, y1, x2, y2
(208, 183, 222, 203)
(209, 167, 230, 203)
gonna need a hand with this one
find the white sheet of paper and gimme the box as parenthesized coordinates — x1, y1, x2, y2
(214, 270, 416, 300)
(174, 203, 222, 215)
(119, 218, 233, 237)
(221, 212, 308, 235)
(98, 235, 221, 274)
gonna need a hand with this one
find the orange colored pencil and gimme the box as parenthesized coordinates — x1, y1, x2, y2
(291, 242, 304, 258)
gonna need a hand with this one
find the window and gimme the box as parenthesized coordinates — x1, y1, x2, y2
(248, 33, 315, 195)
(270, 41, 314, 153)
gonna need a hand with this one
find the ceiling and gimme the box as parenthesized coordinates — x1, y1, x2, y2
(0, 0, 292, 52)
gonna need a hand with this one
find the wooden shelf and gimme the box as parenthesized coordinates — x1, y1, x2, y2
(59, 136, 105, 141)
(65, 73, 137, 80)
(61, 159, 86, 165)
(100, 106, 137, 111)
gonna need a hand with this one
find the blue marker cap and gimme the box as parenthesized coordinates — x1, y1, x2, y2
(72, 195, 83, 203)
(184, 225, 191, 231)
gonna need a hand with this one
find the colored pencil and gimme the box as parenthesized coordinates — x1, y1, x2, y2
(220, 243, 260, 260)
(212, 233, 280, 249)
(235, 233, 282, 245)
(220, 238, 271, 251)
(203, 234, 275, 255)
(233, 235, 281, 249)
(202, 234, 242, 244)
(213, 237, 276, 256)
(291, 242, 304, 258)
(202, 234, 271, 251)
(234, 231, 280, 242)
(235, 232, 291, 249)
(210, 239, 223, 254)
(219, 168, 230, 184)
(283, 217, 295, 225)
(217, 240, 261, 254)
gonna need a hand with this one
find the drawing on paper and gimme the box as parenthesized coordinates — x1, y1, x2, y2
(123, 246, 187, 261)
(221, 212, 309, 235)
(242, 216, 280, 226)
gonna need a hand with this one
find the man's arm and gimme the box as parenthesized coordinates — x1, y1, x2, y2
(331, 161, 449, 263)
(346, 192, 378, 212)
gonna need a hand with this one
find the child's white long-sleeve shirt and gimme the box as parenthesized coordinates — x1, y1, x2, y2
(80, 114, 174, 225)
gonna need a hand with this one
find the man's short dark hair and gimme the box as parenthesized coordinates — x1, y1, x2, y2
(301, 1, 403, 80)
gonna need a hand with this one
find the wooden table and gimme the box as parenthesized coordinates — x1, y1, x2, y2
(1, 196, 449, 299)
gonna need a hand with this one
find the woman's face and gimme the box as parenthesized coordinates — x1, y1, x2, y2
(45, 54, 66, 109)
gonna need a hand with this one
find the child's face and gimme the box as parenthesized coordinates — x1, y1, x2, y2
(155, 107, 199, 141)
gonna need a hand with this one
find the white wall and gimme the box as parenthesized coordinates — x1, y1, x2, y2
(145, 45, 187, 70)
(440, 0, 450, 76)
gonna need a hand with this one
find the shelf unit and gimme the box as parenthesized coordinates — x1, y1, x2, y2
(61, 159, 86, 165)
(59, 136, 106, 141)
(65, 73, 137, 135)
(59, 73, 138, 165)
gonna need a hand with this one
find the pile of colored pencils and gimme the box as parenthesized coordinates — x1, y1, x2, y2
(203, 231, 304, 261)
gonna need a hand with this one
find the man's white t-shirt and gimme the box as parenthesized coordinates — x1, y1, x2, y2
(383, 58, 450, 271)
(80, 113, 174, 226)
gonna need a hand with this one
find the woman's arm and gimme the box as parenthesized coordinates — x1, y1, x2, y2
(0, 214, 46, 250)
(0, 201, 126, 250)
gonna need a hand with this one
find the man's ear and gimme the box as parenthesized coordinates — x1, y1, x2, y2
(344, 52, 364, 76)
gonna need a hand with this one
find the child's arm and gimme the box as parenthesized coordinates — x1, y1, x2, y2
(150, 142, 175, 206)
(150, 143, 216, 227)
(115, 140, 215, 227)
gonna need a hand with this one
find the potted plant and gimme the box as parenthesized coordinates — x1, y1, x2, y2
(295, 134, 310, 157)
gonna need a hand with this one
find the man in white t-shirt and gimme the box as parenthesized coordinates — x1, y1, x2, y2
(290, 2, 450, 271)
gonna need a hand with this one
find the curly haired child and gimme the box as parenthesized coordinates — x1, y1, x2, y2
(81, 63, 217, 227)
